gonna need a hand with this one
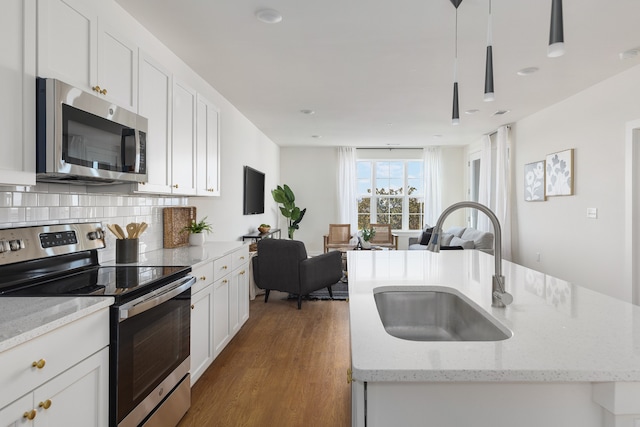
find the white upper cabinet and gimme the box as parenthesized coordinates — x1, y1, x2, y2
(137, 52, 172, 194)
(196, 95, 220, 196)
(171, 79, 197, 195)
(37, 0, 138, 111)
(0, 0, 36, 186)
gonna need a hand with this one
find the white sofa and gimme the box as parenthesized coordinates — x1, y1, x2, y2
(408, 226, 494, 255)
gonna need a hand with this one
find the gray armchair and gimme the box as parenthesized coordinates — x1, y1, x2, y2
(252, 239, 343, 309)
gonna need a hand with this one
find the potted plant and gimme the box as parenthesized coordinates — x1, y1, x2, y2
(360, 227, 376, 249)
(182, 216, 212, 246)
(272, 184, 306, 239)
(258, 223, 271, 234)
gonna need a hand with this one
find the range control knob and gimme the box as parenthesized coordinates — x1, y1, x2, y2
(9, 239, 25, 251)
(87, 230, 104, 240)
(0, 240, 10, 253)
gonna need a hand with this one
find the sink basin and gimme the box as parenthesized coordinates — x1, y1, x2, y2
(374, 288, 512, 342)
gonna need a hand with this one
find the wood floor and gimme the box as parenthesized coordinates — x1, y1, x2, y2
(178, 291, 351, 427)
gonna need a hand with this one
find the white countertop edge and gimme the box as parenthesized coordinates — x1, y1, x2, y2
(0, 296, 114, 353)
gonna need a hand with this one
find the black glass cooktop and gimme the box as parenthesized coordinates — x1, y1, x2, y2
(1, 265, 191, 301)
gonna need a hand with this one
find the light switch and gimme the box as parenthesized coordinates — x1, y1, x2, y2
(586, 208, 598, 219)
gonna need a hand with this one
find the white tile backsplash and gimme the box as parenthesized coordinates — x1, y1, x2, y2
(0, 186, 189, 262)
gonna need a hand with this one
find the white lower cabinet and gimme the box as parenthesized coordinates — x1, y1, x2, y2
(0, 308, 109, 427)
(190, 245, 250, 384)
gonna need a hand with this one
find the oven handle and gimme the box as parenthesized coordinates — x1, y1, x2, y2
(118, 275, 195, 322)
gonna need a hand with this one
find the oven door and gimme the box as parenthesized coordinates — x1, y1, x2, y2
(112, 275, 194, 427)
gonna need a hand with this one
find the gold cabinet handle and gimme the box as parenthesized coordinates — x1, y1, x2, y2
(240, 256, 245, 260)
(346, 368, 353, 384)
(23, 410, 37, 420)
(39, 399, 52, 410)
(32, 359, 46, 369)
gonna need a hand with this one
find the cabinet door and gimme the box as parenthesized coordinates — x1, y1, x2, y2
(138, 52, 172, 194)
(0, 0, 36, 186)
(171, 79, 197, 195)
(0, 393, 34, 426)
(97, 21, 138, 111)
(229, 269, 240, 337)
(190, 285, 214, 384)
(213, 277, 230, 357)
(33, 347, 108, 427)
(37, 0, 97, 91)
(196, 95, 220, 196)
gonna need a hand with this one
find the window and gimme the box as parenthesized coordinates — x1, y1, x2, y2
(357, 160, 424, 230)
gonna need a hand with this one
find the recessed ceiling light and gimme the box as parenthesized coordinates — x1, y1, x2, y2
(311, 135, 322, 139)
(493, 110, 510, 116)
(255, 8, 282, 24)
(300, 109, 315, 115)
(620, 48, 640, 60)
(386, 143, 400, 146)
(517, 67, 539, 76)
(465, 109, 479, 115)
(433, 134, 443, 138)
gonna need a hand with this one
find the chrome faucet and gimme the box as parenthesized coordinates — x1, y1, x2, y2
(426, 201, 513, 308)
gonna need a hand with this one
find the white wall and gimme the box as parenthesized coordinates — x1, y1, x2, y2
(279, 146, 466, 254)
(511, 64, 640, 302)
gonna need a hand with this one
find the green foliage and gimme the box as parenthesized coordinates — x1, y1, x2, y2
(271, 184, 306, 239)
(361, 227, 376, 242)
(182, 216, 213, 234)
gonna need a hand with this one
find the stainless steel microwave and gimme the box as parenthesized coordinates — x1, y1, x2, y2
(36, 78, 148, 185)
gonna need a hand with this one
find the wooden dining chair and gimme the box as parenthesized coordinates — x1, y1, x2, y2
(369, 224, 398, 249)
(323, 224, 352, 253)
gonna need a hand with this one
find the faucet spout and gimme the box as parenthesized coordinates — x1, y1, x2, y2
(426, 201, 512, 307)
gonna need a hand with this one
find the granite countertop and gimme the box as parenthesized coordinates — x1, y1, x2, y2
(0, 296, 114, 353)
(348, 249, 640, 383)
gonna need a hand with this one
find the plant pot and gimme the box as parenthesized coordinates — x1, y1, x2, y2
(361, 240, 371, 249)
(189, 233, 205, 246)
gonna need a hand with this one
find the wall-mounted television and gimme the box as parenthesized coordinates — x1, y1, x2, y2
(243, 166, 265, 215)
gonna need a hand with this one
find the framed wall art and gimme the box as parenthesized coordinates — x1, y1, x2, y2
(524, 160, 546, 201)
(545, 149, 574, 196)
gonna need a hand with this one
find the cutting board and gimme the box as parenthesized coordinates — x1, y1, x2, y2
(163, 207, 197, 248)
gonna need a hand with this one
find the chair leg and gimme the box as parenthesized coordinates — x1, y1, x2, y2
(297, 294, 302, 310)
(264, 289, 270, 303)
(327, 286, 334, 299)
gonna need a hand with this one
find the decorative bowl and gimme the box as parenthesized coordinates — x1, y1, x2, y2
(258, 226, 271, 234)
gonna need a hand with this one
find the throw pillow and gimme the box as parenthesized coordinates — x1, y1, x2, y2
(419, 227, 435, 245)
(450, 236, 475, 249)
(440, 232, 454, 246)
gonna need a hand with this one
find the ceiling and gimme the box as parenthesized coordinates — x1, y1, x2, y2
(115, 0, 640, 147)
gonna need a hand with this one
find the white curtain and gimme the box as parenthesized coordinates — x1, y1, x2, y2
(338, 147, 358, 233)
(423, 147, 442, 227)
(494, 125, 512, 260)
(477, 135, 492, 232)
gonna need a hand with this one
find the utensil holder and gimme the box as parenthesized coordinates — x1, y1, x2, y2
(116, 239, 139, 263)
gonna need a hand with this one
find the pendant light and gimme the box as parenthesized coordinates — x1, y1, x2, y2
(548, 0, 565, 57)
(451, 0, 462, 125)
(483, 0, 495, 102)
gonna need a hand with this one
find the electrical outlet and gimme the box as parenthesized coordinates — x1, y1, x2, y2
(587, 208, 598, 219)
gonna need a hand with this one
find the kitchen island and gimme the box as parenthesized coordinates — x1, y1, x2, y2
(348, 249, 640, 427)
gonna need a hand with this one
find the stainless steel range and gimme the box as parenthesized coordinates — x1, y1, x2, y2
(0, 222, 195, 427)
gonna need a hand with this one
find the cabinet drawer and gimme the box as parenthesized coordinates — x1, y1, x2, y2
(232, 246, 250, 270)
(191, 261, 214, 294)
(213, 254, 232, 280)
(0, 307, 109, 409)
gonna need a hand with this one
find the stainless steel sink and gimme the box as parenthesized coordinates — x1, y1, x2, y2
(374, 288, 512, 342)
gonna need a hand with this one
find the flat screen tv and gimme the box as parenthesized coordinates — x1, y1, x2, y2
(243, 166, 265, 215)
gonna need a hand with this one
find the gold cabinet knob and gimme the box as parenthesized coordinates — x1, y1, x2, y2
(39, 399, 52, 410)
(199, 276, 206, 281)
(222, 279, 228, 284)
(100, 88, 107, 95)
(92, 85, 102, 93)
(23, 410, 37, 420)
(222, 265, 228, 270)
(240, 256, 245, 260)
(191, 304, 195, 310)
(346, 368, 353, 384)
(32, 359, 46, 369)
(239, 270, 245, 275)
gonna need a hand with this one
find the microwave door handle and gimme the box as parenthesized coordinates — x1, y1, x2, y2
(118, 276, 195, 322)
(134, 130, 141, 173)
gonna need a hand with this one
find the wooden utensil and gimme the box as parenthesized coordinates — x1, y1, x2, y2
(107, 224, 124, 239)
(126, 223, 138, 239)
(114, 224, 126, 240)
(135, 222, 148, 238)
